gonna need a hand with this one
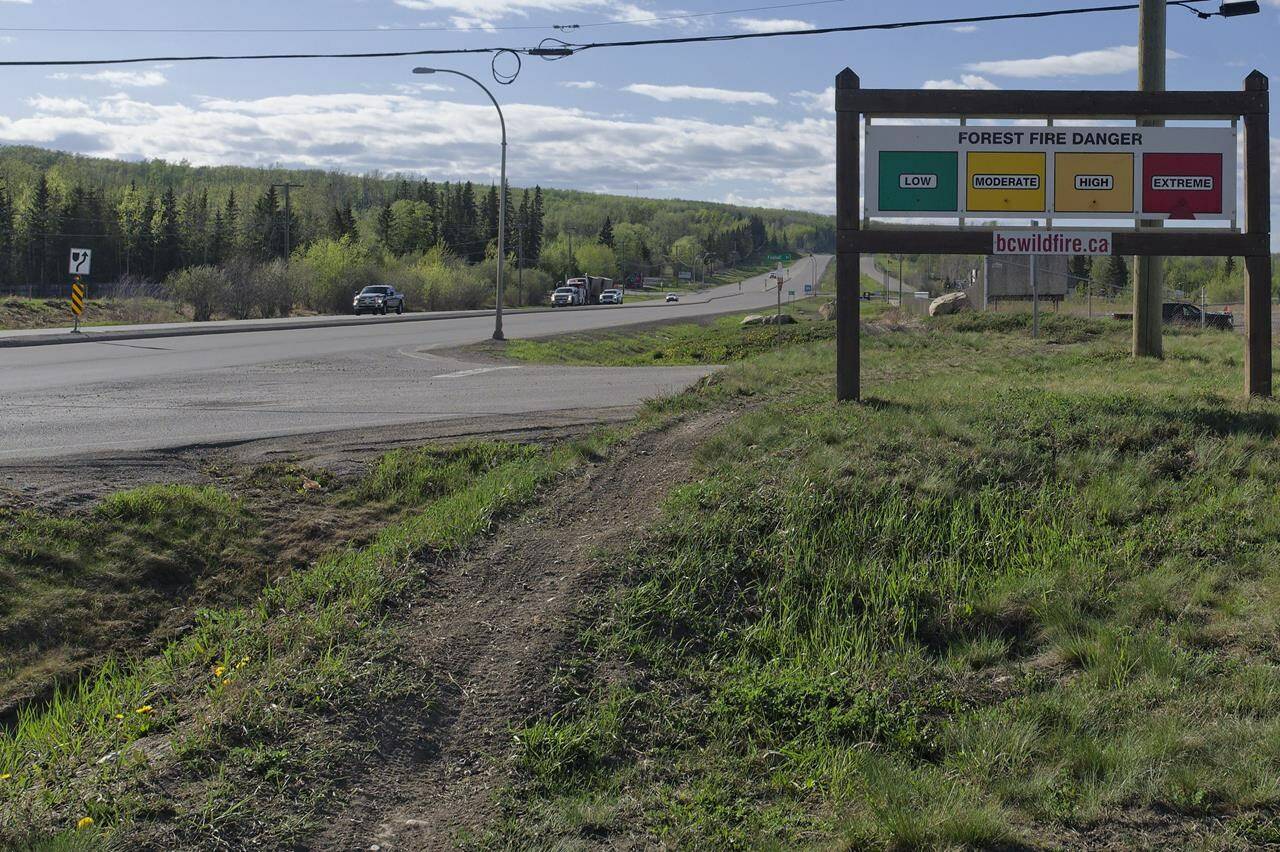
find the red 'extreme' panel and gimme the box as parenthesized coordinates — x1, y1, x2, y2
(1141, 152, 1223, 219)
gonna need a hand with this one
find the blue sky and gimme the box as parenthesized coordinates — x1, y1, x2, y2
(0, 0, 1276, 230)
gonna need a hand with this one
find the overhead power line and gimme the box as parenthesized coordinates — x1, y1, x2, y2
(0, 0, 863, 35)
(0, 0, 1215, 85)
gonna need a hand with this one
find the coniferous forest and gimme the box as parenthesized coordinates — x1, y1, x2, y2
(0, 145, 834, 316)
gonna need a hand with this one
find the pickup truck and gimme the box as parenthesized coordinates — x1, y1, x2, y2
(1163, 302, 1233, 330)
(1112, 302, 1233, 331)
(551, 286, 582, 307)
(353, 285, 405, 315)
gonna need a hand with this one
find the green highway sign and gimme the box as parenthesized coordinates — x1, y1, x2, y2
(877, 150, 959, 212)
(767, 253, 792, 261)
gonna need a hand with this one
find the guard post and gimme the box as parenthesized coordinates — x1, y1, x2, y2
(68, 248, 92, 334)
(834, 68, 1272, 401)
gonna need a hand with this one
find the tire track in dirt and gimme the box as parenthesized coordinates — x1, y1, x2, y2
(317, 407, 736, 850)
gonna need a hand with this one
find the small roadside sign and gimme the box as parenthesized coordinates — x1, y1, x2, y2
(767, 253, 792, 261)
(788, 290, 795, 297)
(804, 284, 813, 294)
(69, 280, 85, 315)
(69, 248, 91, 276)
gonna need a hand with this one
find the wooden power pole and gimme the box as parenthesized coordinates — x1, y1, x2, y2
(1133, 0, 1165, 358)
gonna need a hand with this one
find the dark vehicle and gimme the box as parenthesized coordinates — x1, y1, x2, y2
(1163, 302, 1233, 331)
(353, 285, 405, 315)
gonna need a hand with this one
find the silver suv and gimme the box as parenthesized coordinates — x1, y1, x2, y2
(353, 285, 405, 315)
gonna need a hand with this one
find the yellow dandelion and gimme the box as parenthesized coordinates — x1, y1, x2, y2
(114, 713, 124, 720)
(213, 665, 226, 677)
(77, 816, 94, 830)
(222, 678, 230, 685)
(135, 705, 153, 715)
(0, 773, 11, 780)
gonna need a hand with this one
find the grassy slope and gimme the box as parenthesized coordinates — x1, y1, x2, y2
(0, 440, 605, 848)
(490, 313, 1280, 848)
(0, 297, 188, 330)
(498, 307, 840, 367)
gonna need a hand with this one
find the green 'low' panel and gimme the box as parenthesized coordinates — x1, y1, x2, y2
(878, 151, 959, 212)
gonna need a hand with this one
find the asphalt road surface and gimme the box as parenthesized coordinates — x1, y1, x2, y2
(0, 257, 829, 462)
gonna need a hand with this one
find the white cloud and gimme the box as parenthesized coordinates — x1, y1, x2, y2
(731, 17, 811, 33)
(392, 0, 681, 28)
(623, 83, 776, 105)
(967, 45, 1183, 78)
(392, 82, 454, 94)
(792, 86, 834, 113)
(950, 25, 978, 33)
(49, 70, 168, 88)
(0, 0, 33, 4)
(25, 96, 91, 114)
(0, 91, 835, 212)
(921, 75, 999, 90)
(561, 81, 598, 89)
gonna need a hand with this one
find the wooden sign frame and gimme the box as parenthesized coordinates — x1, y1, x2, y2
(834, 68, 1272, 400)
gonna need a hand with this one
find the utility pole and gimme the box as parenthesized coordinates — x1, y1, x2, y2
(1133, 0, 1164, 357)
(897, 253, 904, 306)
(517, 223, 525, 306)
(1030, 253, 1040, 339)
(775, 263, 783, 343)
(271, 183, 303, 267)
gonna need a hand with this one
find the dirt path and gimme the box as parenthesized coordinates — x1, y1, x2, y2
(317, 407, 734, 850)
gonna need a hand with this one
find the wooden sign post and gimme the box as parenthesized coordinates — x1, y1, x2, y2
(835, 69, 1272, 400)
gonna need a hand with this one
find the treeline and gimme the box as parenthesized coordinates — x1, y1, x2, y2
(0, 145, 834, 297)
(883, 252, 1278, 303)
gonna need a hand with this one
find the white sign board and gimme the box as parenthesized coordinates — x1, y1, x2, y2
(69, 248, 92, 276)
(865, 125, 1236, 221)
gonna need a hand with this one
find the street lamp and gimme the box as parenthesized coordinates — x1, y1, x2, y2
(414, 66, 507, 340)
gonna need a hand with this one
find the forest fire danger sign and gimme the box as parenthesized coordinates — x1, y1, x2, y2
(864, 125, 1234, 221)
(1142, 153, 1223, 219)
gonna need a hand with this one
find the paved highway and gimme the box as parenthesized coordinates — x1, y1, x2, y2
(0, 257, 829, 461)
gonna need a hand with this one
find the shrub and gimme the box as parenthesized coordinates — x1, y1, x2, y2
(295, 237, 379, 314)
(163, 265, 227, 322)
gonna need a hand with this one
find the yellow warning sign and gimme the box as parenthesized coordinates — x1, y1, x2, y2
(70, 280, 85, 316)
(966, 151, 1046, 213)
(1054, 152, 1134, 213)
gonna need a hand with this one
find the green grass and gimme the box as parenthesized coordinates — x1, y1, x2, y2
(0, 296, 188, 331)
(498, 295, 886, 368)
(0, 485, 258, 709)
(489, 311, 1280, 848)
(0, 437, 603, 848)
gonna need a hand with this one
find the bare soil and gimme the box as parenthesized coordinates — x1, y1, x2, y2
(316, 406, 735, 850)
(0, 406, 640, 511)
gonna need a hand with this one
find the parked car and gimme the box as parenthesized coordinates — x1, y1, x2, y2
(599, 289, 624, 305)
(665, 293, 680, 303)
(353, 285, 405, 315)
(1163, 301, 1233, 330)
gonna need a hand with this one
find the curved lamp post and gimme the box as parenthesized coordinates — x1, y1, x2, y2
(414, 66, 507, 340)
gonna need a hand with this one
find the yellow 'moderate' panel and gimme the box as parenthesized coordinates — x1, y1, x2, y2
(1054, 152, 1134, 213)
(966, 151, 1046, 213)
